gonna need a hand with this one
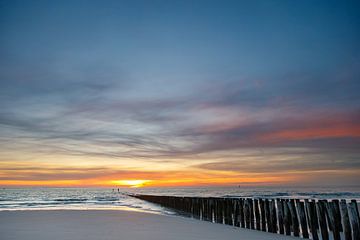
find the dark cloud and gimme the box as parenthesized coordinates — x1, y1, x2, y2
(196, 149, 360, 173)
(0, 167, 111, 181)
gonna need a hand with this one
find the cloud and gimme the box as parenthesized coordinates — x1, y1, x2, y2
(195, 148, 360, 174)
(0, 34, 359, 186)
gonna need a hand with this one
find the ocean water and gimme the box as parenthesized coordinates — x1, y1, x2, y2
(1, 186, 359, 214)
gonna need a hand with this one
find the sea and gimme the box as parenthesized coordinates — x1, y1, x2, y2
(1, 186, 359, 215)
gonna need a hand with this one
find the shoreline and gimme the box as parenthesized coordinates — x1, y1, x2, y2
(0, 209, 297, 240)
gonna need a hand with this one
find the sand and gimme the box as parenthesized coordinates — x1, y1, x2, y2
(0, 210, 298, 240)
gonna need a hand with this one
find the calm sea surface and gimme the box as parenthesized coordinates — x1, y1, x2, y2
(1, 186, 359, 214)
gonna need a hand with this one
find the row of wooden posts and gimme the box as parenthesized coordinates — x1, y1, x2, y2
(131, 195, 360, 240)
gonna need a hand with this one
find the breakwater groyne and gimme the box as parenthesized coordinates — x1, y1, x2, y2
(131, 195, 360, 240)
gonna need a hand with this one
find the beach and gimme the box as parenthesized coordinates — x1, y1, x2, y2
(0, 210, 298, 240)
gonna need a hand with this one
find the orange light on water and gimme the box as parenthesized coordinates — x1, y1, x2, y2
(110, 179, 151, 188)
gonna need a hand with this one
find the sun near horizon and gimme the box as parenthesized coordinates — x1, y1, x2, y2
(110, 180, 152, 188)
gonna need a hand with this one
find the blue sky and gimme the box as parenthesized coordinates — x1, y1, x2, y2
(0, 0, 359, 186)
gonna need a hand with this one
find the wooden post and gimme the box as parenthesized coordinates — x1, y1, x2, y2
(210, 198, 215, 222)
(206, 198, 211, 221)
(318, 200, 329, 240)
(340, 200, 352, 240)
(270, 200, 277, 233)
(221, 198, 226, 224)
(297, 200, 309, 238)
(351, 200, 360, 217)
(245, 199, 251, 229)
(304, 199, 311, 228)
(194, 198, 198, 219)
(214, 199, 220, 223)
(284, 199, 291, 236)
(265, 199, 271, 232)
(277, 199, 284, 234)
(348, 200, 360, 240)
(243, 199, 247, 228)
(325, 201, 333, 232)
(313, 200, 319, 231)
(332, 200, 343, 232)
(229, 198, 235, 226)
(254, 199, 261, 230)
(325, 200, 340, 240)
(219, 198, 224, 224)
(190, 198, 195, 218)
(213, 199, 217, 222)
(193, 198, 198, 219)
(307, 200, 319, 240)
(234, 199, 240, 227)
(220, 198, 225, 224)
(197, 198, 202, 219)
(225, 198, 232, 225)
(239, 198, 245, 227)
(259, 199, 267, 232)
(203, 198, 207, 221)
(288, 199, 300, 237)
(201, 198, 206, 221)
(249, 198, 255, 229)
(203, 198, 208, 221)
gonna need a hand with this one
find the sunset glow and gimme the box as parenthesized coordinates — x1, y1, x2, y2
(111, 180, 151, 188)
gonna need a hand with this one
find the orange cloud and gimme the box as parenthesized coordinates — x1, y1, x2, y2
(260, 116, 360, 142)
(260, 121, 360, 142)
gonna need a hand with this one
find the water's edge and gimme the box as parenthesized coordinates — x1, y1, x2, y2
(1, 186, 359, 215)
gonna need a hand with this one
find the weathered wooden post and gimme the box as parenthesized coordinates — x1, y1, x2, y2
(332, 200, 343, 231)
(197, 198, 202, 219)
(254, 199, 261, 230)
(225, 198, 232, 225)
(245, 199, 251, 229)
(284, 199, 291, 236)
(288, 199, 300, 237)
(208, 198, 212, 222)
(340, 200, 352, 240)
(307, 200, 319, 240)
(200, 198, 204, 220)
(296, 200, 309, 238)
(239, 198, 245, 227)
(270, 199, 277, 233)
(202, 198, 208, 221)
(193, 197, 197, 218)
(259, 199, 266, 231)
(265, 199, 271, 232)
(249, 198, 255, 229)
(197, 197, 201, 219)
(230, 198, 235, 226)
(210, 198, 215, 222)
(348, 200, 360, 240)
(213, 199, 219, 223)
(233, 199, 240, 227)
(277, 199, 285, 234)
(325, 200, 340, 240)
(220, 198, 225, 224)
(318, 200, 329, 240)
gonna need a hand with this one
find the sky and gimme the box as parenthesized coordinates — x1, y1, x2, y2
(0, 0, 359, 187)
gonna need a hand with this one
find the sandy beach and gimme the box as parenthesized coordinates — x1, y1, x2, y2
(0, 210, 299, 240)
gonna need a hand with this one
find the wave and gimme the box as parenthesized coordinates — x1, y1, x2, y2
(94, 197, 119, 202)
(53, 198, 88, 202)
